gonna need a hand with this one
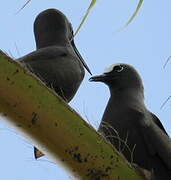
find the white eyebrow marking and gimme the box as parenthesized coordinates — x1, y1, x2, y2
(103, 63, 121, 73)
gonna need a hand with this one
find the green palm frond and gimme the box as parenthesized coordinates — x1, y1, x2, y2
(117, 0, 143, 31)
(18, 0, 143, 34)
(74, 0, 96, 36)
(17, 0, 31, 13)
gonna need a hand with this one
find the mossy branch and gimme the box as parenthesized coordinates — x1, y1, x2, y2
(0, 51, 147, 179)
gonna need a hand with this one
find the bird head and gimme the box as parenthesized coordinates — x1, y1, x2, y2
(34, 8, 92, 75)
(89, 63, 143, 91)
(34, 9, 72, 49)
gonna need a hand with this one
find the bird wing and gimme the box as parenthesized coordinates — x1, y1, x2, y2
(138, 111, 171, 169)
(17, 47, 70, 80)
(150, 112, 168, 136)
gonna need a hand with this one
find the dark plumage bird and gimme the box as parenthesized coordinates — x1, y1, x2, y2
(18, 8, 91, 102)
(17, 8, 91, 158)
(90, 63, 171, 179)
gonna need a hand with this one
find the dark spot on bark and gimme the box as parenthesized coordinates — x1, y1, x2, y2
(67, 147, 87, 163)
(54, 122, 58, 127)
(31, 112, 38, 125)
(18, 115, 22, 118)
(80, 133, 83, 136)
(74, 146, 79, 151)
(73, 153, 82, 163)
(110, 160, 115, 165)
(110, 155, 114, 159)
(65, 149, 68, 153)
(6, 77, 10, 81)
(17, 124, 22, 127)
(87, 153, 90, 157)
(68, 149, 73, 155)
(2, 113, 7, 116)
(86, 168, 108, 180)
(13, 104, 17, 107)
(28, 85, 32, 88)
(31, 119, 36, 125)
(13, 69, 19, 75)
(105, 166, 112, 173)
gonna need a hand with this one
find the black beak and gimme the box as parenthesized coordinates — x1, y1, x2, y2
(89, 74, 108, 82)
(71, 39, 92, 75)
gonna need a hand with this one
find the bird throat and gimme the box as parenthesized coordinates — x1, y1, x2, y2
(110, 87, 145, 110)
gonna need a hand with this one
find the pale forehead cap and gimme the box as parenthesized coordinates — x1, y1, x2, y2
(103, 63, 122, 73)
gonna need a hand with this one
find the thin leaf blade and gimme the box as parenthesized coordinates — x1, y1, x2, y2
(17, 0, 31, 13)
(116, 0, 143, 31)
(74, 0, 97, 36)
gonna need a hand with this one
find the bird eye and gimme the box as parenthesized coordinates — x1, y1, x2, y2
(113, 65, 124, 72)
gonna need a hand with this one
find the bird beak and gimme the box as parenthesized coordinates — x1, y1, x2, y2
(89, 74, 108, 82)
(71, 39, 92, 75)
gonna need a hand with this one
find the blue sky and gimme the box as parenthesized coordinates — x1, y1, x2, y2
(0, 0, 171, 179)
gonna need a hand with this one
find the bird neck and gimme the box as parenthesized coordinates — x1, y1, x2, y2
(109, 87, 145, 109)
(35, 34, 69, 49)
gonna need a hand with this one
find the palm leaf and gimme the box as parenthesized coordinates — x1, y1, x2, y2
(17, 0, 31, 13)
(74, 0, 96, 36)
(117, 0, 143, 31)
(18, 0, 143, 34)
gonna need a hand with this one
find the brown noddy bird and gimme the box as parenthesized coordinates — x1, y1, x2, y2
(90, 63, 171, 179)
(18, 8, 91, 159)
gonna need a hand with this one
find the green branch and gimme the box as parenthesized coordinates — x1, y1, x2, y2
(0, 51, 147, 179)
